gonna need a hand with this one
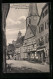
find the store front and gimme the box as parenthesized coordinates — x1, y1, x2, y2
(27, 51, 36, 61)
(37, 47, 46, 63)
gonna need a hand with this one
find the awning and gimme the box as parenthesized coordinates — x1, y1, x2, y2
(37, 46, 45, 49)
(37, 46, 45, 52)
(37, 49, 44, 51)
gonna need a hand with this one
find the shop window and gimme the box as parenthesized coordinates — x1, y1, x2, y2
(38, 37, 44, 46)
(35, 52, 36, 56)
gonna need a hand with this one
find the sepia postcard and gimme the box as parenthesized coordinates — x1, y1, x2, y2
(2, 3, 51, 73)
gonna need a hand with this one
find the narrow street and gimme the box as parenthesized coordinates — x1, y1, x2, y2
(6, 60, 50, 73)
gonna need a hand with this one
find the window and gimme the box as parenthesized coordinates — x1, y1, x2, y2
(47, 19, 49, 25)
(24, 40, 27, 45)
(45, 9, 48, 16)
(42, 9, 48, 18)
(30, 32, 32, 34)
(45, 19, 49, 29)
(42, 13, 44, 18)
(23, 47, 27, 52)
(25, 43, 27, 45)
(41, 24, 44, 32)
(27, 24, 29, 28)
(45, 34, 49, 43)
(45, 22, 46, 29)
(33, 44, 34, 48)
(39, 24, 44, 33)
(47, 19, 49, 26)
(39, 27, 40, 33)
(40, 37, 43, 41)
(27, 20, 31, 28)
(39, 37, 44, 46)
(37, 39, 40, 46)
(28, 39, 32, 44)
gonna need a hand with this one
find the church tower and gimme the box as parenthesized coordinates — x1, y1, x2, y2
(28, 3, 39, 16)
(18, 31, 22, 38)
(26, 3, 39, 29)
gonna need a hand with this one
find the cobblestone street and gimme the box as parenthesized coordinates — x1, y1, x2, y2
(6, 60, 50, 73)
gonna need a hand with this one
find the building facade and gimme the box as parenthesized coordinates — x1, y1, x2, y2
(12, 40, 16, 46)
(14, 31, 24, 60)
(36, 3, 49, 63)
(7, 44, 15, 59)
(22, 3, 49, 63)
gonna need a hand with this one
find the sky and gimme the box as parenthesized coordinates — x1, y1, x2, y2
(6, 3, 46, 45)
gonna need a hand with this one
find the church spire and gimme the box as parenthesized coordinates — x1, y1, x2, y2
(28, 3, 39, 16)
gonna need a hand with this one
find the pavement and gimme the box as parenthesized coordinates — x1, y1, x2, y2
(6, 60, 50, 72)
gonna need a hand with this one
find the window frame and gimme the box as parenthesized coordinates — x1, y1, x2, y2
(45, 33, 49, 43)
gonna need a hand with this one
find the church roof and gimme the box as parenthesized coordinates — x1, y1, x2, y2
(29, 25, 36, 36)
